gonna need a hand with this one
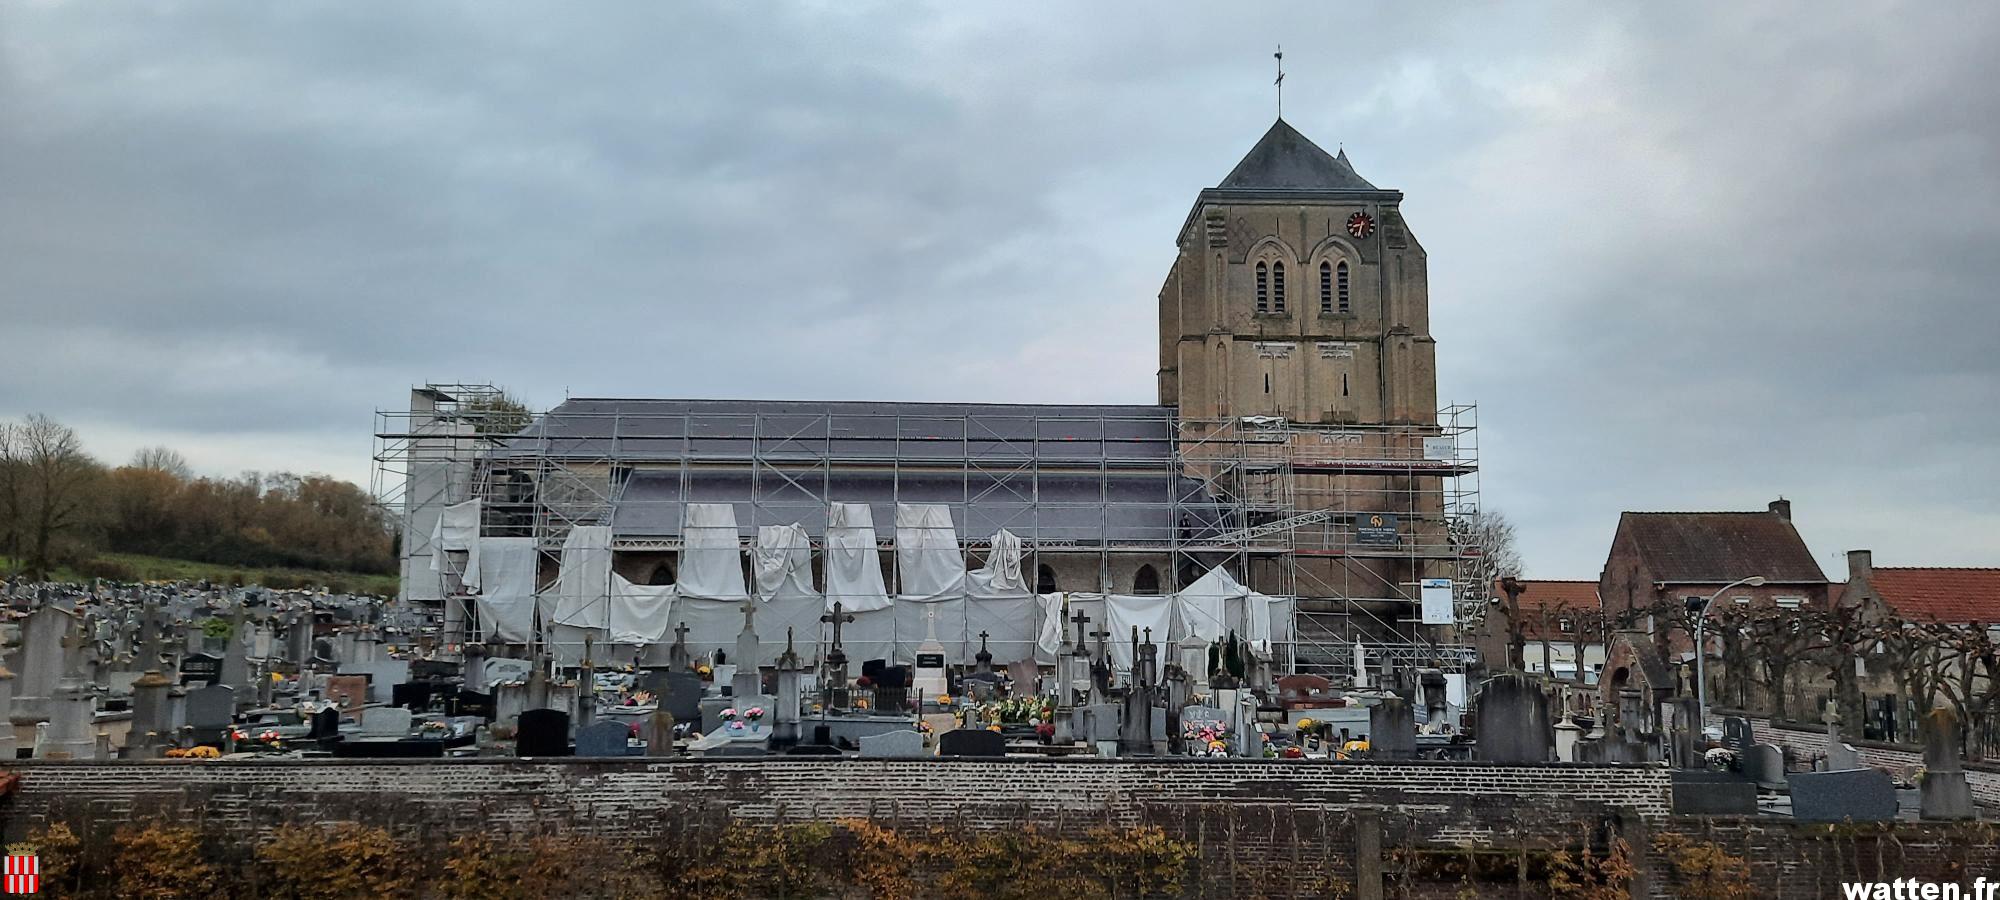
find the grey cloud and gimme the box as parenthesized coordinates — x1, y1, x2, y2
(1, 1, 1994, 574)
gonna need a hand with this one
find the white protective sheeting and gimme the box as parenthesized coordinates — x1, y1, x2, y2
(753, 523, 825, 660)
(549, 525, 613, 629)
(670, 594, 754, 659)
(965, 530, 1036, 664)
(823, 502, 891, 612)
(1174, 565, 1247, 643)
(894, 503, 966, 599)
(1035, 593, 1069, 662)
(842, 606, 898, 665)
(471, 536, 537, 644)
(678, 504, 749, 601)
(607, 574, 673, 646)
(1104, 593, 1175, 673)
(430, 499, 482, 590)
(892, 503, 968, 659)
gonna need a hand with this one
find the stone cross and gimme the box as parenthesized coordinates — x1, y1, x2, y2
(974, 630, 993, 674)
(820, 603, 855, 653)
(1069, 608, 1091, 655)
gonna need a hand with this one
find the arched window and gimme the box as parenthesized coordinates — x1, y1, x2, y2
(1319, 261, 1334, 314)
(647, 560, 676, 586)
(1036, 564, 1059, 594)
(1271, 261, 1286, 312)
(1337, 261, 1351, 314)
(1133, 565, 1161, 595)
(1254, 261, 1269, 313)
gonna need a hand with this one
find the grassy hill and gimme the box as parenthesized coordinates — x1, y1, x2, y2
(4, 553, 398, 597)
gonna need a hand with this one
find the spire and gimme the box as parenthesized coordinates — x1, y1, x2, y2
(1217, 120, 1378, 192)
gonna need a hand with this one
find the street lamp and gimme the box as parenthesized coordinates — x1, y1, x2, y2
(1694, 575, 1767, 726)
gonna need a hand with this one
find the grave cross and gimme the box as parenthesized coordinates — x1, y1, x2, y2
(1070, 608, 1091, 655)
(673, 621, 691, 645)
(820, 602, 855, 649)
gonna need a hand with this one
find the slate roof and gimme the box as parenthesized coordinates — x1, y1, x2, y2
(1217, 119, 1378, 192)
(1869, 568, 2000, 624)
(500, 398, 1177, 464)
(1617, 511, 1826, 583)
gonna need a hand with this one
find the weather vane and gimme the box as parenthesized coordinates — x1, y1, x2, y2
(1274, 45, 1285, 119)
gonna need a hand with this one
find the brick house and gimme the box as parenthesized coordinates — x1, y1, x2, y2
(1597, 498, 1829, 658)
(1840, 549, 2000, 626)
(1474, 579, 1607, 682)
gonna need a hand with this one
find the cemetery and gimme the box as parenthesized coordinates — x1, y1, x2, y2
(1, 575, 1998, 897)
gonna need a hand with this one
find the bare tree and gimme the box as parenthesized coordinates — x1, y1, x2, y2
(20, 414, 99, 579)
(130, 445, 192, 480)
(0, 421, 22, 573)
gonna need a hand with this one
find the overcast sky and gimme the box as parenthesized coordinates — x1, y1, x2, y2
(3, 2, 1996, 578)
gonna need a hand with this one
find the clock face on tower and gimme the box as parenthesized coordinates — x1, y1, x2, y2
(1346, 212, 1375, 239)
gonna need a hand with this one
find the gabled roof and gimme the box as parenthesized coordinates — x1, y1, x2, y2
(1617, 510, 1826, 583)
(1495, 580, 1602, 615)
(1869, 568, 2000, 625)
(1216, 119, 1378, 192)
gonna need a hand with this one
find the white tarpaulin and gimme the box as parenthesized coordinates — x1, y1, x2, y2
(471, 536, 537, 644)
(549, 525, 612, 629)
(1104, 593, 1174, 673)
(671, 594, 754, 659)
(965, 530, 1035, 664)
(430, 498, 482, 590)
(824, 502, 890, 612)
(607, 574, 673, 646)
(894, 503, 966, 599)
(841, 606, 898, 665)
(1174, 565, 1281, 653)
(679, 504, 748, 601)
(1035, 592, 1070, 662)
(894, 594, 967, 660)
(754, 523, 825, 658)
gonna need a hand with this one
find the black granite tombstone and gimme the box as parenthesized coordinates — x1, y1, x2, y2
(179, 653, 223, 685)
(516, 709, 572, 757)
(938, 728, 1006, 757)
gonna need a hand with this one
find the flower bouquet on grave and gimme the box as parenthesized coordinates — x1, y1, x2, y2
(721, 708, 746, 733)
(744, 707, 765, 723)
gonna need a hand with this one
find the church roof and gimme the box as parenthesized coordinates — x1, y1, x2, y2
(1217, 119, 1378, 192)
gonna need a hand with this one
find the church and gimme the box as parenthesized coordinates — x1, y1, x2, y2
(378, 118, 1477, 687)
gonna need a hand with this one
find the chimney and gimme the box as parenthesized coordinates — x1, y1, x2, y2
(1847, 549, 1872, 582)
(1767, 498, 1791, 521)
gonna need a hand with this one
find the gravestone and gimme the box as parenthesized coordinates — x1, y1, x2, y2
(1746, 743, 1788, 788)
(938, 727, 1006, 757)
(1473, 673, 1554, 763)
(357, 706, 413, 738)
(184, 684, 235, 743)
(1670, 770, 1757, 816)
(178, 652, 222, 686)
(1368, 696, 1417, 759)
(646, 710, 677, 757)
(325, 675, 370, 725)
(858, 729, 928, 759)
(1824, 741, 1863, 772)
(308, 708, 341, 741)
(1078, 702, 1121, 744)
(1919, 706, 1976, 821)
(483, 657, 534, 686)
(516, 708, 572, 757)
(1720, 716, 1754, 754)
(1790, 768, 1896, 822)
(655, 672, 705, 721)
(575, 720, 633, 757)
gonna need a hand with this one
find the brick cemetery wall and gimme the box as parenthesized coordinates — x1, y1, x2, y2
(2, 758, 1667, 898)
(1745, 717, 2000, 807)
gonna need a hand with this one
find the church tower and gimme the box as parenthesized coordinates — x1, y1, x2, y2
(1158, 119, 1436, 425)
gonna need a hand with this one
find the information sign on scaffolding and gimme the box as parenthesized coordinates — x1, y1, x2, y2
(1356, 513, 1399, 545)
(1420, 578, 1455, 626)
(1422, 437, 1455, 460)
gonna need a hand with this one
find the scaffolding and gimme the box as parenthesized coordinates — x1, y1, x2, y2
(372, 388, 1480, 684)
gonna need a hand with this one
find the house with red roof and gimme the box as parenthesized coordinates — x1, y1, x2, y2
(1840, 549, 2000, 626)
(1473, 579, 1608, 682)
(1597, 499, 1830, 656)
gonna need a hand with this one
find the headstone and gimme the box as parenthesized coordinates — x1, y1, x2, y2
(912, 610, 948, 701)
(324, 675, 370, 725)
(1473, 673, 1554, 763)
(1790, 769, 1897, 822)
(1079, 702, 1121, 744)
(483, 656, 534, 687)
(308, 707, 341, 741)
(1670, 771, 1758, 816)
(358, 706, 413, 738)
(1670, 696, 1703, 769)
(657, 672, 705, 721)
(179, 652, 223, 686)
(184, 684, 235, 742)
(858, 729, 928, 759)
(646, 710, 677, 756)
(1720, 716, 1754, 754)
(575, 720, 633, 757)
(1746, 743, 1788, 788)
(937, 727, 1006, 757)
(1368, 696, 1417, 759)
(1919, 706, 1976, 821)
(12, 603, 70, 724)
(0, 667, 15, 759)
(516, 708, 572, 756)
(731, 601, 761, 700)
